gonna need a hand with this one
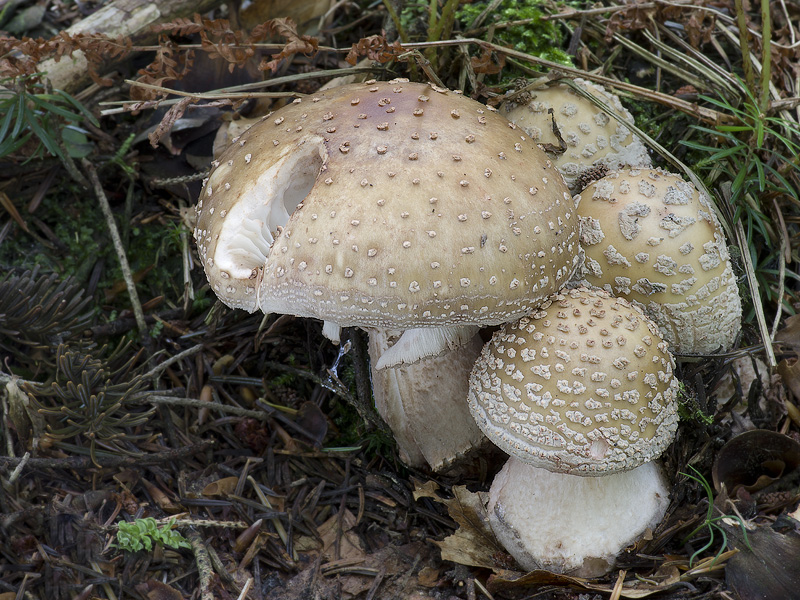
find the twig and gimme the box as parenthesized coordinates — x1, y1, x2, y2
(0, 441, 214, 471)
(400, 38, 730, 124)
(82, 159, 149, 347)
(758, 0, 772, 114)
(185, 529, 215, 600)
(770, 197, 788, 340)
(136, 393, 270, 420)
(734, 0, 756, 92)
(141, 344, 204, 381)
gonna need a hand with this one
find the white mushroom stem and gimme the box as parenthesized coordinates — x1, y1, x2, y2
(368, 328, 486, 470)
(488, 457, 670, 577)
(374, 325, 481, 370)
(322, 321, 342, 344)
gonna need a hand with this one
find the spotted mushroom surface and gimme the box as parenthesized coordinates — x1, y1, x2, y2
(468, 287, 679, 475)
(501, 79, 651, 191)
(575, 168, 742, 354)
(194, 79, 579, 331)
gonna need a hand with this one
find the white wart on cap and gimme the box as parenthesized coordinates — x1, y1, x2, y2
(575, 168, 741, 354)
(468, 287, 679, 475)
(194, 79, 580, 366)
(501, 79, 651, 191)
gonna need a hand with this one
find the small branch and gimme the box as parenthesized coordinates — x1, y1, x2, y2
(82, 159, 149, 347)
(0, 441, 214, 471)
(141, 344, 204, 381)
(758, 0, 772, 114)
(185, 529, 215, 600)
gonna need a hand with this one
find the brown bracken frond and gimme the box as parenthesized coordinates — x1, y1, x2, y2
(0, 32, 132, 85)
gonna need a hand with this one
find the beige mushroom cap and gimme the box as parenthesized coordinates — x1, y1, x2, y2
(488, 457, 671, 577)
(468, 287, 679, 475)
(501, 79, 651, 191)
(575, 168, 742, 354)
(194, 79, 579, 334)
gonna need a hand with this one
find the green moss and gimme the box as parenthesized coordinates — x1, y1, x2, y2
(457, 0, 573, 66)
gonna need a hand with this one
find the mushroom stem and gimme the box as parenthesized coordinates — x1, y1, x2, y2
(368, 328, 486, 470)
(374, 325, 481, 370)
(322, 321, 342, 344)
(488, 457, 670, 577)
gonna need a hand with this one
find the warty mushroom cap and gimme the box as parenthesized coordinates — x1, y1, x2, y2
(575, 168, 742, 354)
(193, 79, 580, 366)
(501, 78, 651, 192)
(488, 456, 671, 577)
(468, 286, 679, 475)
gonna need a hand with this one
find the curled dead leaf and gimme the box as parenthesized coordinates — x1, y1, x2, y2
(712, 430, 800, 494)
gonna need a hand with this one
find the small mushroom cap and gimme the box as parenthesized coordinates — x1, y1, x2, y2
(468, 286, 679, 475)
(501, 79, 651, 191)
(488, 457, 670, 577)
(575, 168, 742, 354)
(194, 79, 579, 329)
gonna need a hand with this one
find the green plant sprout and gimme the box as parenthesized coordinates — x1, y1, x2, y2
(115, 517, 191, 553)
(680, 465, 751, 567)
(675, 381, 714, 426)
(0, 73, 99, 160)
(681, 78, 800, 318)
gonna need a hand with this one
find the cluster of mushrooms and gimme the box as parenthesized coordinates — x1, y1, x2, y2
(193, 78, 742, 577)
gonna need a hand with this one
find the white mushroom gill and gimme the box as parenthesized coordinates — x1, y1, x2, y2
(214, 141, 326, 281)
(374, 324, 481, 370)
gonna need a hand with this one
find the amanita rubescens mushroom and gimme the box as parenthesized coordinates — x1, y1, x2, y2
(501, 79, 651, 192)
(194, 79, 580, 368)
(468, 287, 678, 575)
(575, 168, 742, 354)
(468, 286, 679, 474)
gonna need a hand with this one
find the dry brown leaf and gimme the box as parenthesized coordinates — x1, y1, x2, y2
(202, 476, 239, 497)
(712, 430, 800, 494)
(317, 509, 365, 562)
(470, 48, 504, 75)
(413, 480, 500, 569)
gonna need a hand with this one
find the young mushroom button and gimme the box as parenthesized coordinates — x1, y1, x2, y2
(468, 286, 679, 475)
(194, 79, 581, 367)
(501, 78, 651, 193)
(574, 168, 742, 354)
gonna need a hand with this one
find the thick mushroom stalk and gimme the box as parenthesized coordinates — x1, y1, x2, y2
(368, 329, 486, 470)
(194, 79, 581, 366)
(488, 457, 670, 577)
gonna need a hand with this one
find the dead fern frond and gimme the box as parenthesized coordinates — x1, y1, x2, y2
(346, 35, 404, 66)
(132, 15, 319, 100)
(0, 32, 131, 85)
(0, 268, 93, 353)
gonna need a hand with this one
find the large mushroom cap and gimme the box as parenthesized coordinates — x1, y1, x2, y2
(468, 286, 679, 475)
(501, 79, 651, 191)
(488, 456, 671, 577)
(575, 168, 742, 354)
(194, 80, 579, 338)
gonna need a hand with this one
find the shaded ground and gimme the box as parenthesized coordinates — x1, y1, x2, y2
(2, 1, 800, 599)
